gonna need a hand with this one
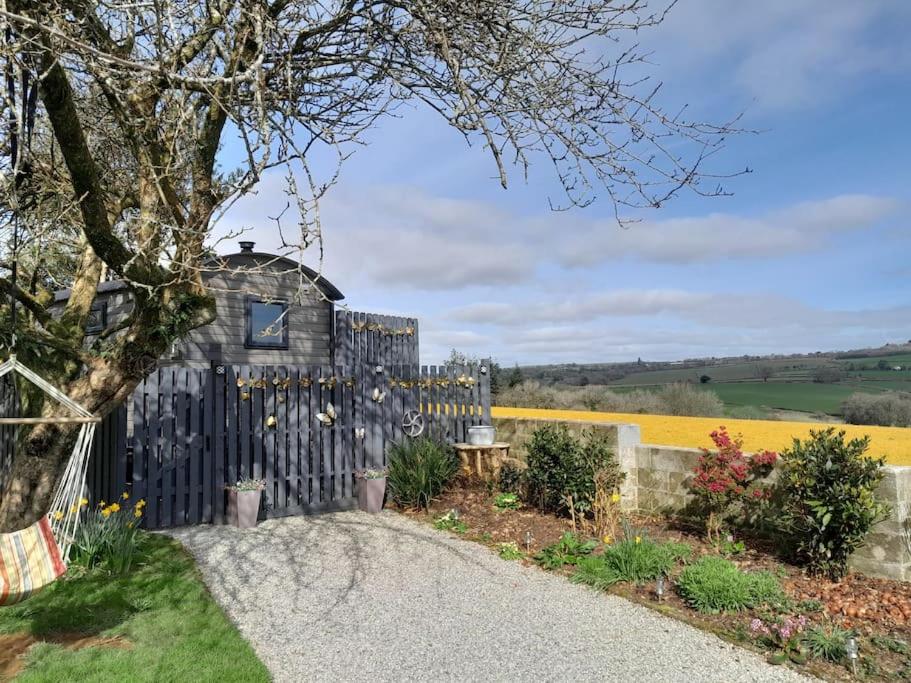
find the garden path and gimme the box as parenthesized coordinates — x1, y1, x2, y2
(170, 511, 812, 682)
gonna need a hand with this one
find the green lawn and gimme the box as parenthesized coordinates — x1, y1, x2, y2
(0, 533, 268, 682)
(705, 382, 863, 415)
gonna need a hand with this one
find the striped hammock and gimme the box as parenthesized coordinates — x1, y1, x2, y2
(0, 356, 98, 606)
(0, 517, 67, 605)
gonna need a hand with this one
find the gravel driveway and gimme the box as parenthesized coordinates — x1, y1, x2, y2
(169, 512, 811, 683)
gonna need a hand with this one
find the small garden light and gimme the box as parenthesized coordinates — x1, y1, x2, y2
(846, 636, 858, 675)
(655, 574, 665, 602)
(450, 508, 460, 521)
(525, 530, 532, 552)
(375, 364, 384, 374)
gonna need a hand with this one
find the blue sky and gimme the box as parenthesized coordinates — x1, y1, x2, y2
(219, 1, 911, 366)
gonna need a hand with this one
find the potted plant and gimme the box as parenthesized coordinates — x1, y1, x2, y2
(355, 468, 387, 513)
(226, 478, 266, 528)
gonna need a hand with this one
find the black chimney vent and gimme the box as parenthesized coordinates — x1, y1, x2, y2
(239, 240, 255, 253)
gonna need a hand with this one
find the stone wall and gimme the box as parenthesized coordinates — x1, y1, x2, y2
(491, 416, 911, 581)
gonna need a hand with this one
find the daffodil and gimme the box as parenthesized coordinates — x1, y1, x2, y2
(109, 502, 121, 513)
(634, 536, 641, 544)
(134, 507, 143, 518)
(610, 492, 621, 504)
(101, 508, 113, 518)
(602, 535, 612, 545)
(79, 497, 89, 507)
(122, 491, 130, 500)
(53, 510, 64, 521)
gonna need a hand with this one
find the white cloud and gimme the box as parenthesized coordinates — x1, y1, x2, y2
(555, 194, 899, 267)
(647, 1, 911, 111)
(216, 178, 899, 290)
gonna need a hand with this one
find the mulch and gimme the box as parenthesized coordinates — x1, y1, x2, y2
(398, 484, 911, 682)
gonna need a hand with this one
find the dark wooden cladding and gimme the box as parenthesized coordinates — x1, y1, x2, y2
(85, 362, 490, 529)
(333, 310, 419, 367)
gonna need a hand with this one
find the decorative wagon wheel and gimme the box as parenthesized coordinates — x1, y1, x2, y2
(402, 410, 425, 438)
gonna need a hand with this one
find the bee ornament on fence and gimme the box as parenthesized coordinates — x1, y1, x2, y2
(355, 427, 366, 440)
(299, 377, 312, 388)
(316, 403, 337, 426)
(372, 387, 386, 403)
(318, 376, 337, 390)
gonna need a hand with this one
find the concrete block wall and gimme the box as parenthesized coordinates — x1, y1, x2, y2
(491, 416, 911, 581)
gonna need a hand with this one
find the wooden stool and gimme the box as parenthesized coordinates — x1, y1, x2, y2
(452, 442, 516, 482)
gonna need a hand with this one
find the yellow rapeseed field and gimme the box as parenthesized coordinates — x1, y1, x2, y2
(491, 406, 911, 466)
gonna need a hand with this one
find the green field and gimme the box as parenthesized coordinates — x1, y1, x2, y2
(706, 382, 862, 415)
(528, 346, 911, 417)
(606, 358, 827, 387)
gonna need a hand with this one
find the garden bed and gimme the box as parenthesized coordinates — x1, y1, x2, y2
(399, 484, 911, 682)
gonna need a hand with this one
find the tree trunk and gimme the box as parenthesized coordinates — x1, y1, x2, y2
(0, 425, 77, 531)
(0, 360, 141, 531)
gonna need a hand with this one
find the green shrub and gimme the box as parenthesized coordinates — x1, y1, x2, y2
(572, 532, 690, 590)
(498, 542, 524, 560)
(533, 532, 598, 570)
(803, 623, 851, 662)
(776, 428, 889, 579)
(387, 437, 458, 510)
(525, 424, 622, 517)
(676, 556, 786, 613)
(497, 463, 524, 494)
(493, 492, 521, 510)
(433, 510, 467, 533)
(71, 496, 145, 573)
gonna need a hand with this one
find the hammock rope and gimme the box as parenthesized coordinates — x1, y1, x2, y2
(0, 356, 99, 605)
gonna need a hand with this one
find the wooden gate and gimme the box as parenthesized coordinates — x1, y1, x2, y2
(87, 362, 490, 529)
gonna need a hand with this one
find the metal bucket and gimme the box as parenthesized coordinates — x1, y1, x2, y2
(468, 425, 495, 446)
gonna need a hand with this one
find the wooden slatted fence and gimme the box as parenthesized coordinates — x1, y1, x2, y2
(86, 362, 489, 529)
(333, 310, 419, 367)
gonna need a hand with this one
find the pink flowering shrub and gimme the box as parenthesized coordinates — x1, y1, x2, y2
(750, 615, 809, 665)
(689, 427, 777, 542)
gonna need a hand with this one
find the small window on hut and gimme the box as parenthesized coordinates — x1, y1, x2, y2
(85, 302, 108, 335)
(245, 297, 289, 349)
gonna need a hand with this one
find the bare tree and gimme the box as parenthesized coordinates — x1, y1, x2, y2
(0, 0, 743, 528)
(756, 364, 775, 382)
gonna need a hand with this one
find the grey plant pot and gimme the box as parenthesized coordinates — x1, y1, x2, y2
(227, 489, 262, 528)
(357, 477, 386, 513)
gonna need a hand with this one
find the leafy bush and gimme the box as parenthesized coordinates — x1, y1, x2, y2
(497, 463, 524, 493)
(525, 424, 622, 518)
(493, 492, 521, 510)
(676, 556, 786, 613)
(751, 615, 809, 665)
(433, 510, 467, 533)
(803, 623, 851, 662)
(387, 437, 458, 510)
(71, 494, 146, 573)
(533, 532, 598, 570)
(776, 428, 889, 579)
(689, 427, 777, 542)
(572, 532, 690, 589)
(842, 391, 911, 427)
(498, 542, 524, 560)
